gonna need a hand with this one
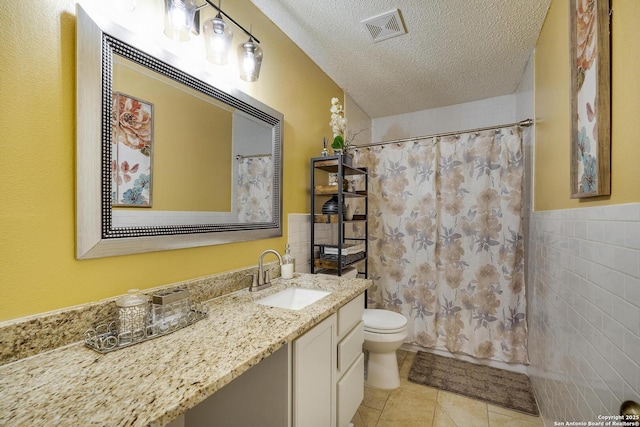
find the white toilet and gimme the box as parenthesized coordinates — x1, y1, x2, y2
(362, 308, 408, 389)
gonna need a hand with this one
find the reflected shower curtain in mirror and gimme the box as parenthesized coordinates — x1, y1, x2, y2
(237, 156, 273, 222)
(355, 126, 527, 363)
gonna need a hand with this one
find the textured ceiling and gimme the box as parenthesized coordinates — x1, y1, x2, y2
(249, 0, 551, 118)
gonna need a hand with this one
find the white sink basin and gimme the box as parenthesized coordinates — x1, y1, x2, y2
(255, 287, 331, 311)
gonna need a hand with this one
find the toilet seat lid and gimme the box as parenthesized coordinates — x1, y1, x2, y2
(363, 309, 407, 331)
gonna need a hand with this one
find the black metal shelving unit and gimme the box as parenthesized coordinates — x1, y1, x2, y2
(310, 155, 368, 277)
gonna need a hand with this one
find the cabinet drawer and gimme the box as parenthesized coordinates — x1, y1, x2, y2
(337, 321, 363, 373)
(337, 353, 364, 427)
(338, 293, 364, 339)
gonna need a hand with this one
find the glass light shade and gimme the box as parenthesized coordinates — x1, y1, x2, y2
(237, 38, 263, 82)
(204, 14, 233, 65)
(163, 0, 197, 42)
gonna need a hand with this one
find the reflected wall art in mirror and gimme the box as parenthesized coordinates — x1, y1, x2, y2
(76, 4, 283, 259)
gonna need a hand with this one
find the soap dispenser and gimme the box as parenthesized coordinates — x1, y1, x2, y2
(281, 244, 295, 279)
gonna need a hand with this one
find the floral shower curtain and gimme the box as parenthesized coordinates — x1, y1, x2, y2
(354, 126, 528, 364)
(237, 156, 273, 223)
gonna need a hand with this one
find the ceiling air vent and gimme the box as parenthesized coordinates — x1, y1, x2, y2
(361, 9, 407, 42)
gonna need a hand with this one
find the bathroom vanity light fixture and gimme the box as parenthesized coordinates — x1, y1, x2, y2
(164, 0, 198, 42)
(203, 6, 233, 65)
(238, 27, 263, 82)
(163, 0, 263, 81)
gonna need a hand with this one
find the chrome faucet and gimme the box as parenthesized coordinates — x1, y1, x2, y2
(248, 249, 283, 292)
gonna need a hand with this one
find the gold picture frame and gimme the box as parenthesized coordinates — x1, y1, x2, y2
(569, 0, 611, 198)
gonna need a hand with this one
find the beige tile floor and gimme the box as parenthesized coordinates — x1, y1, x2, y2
(351, 350, 544, 427)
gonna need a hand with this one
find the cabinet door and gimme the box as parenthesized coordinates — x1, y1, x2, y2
(292, 314, 336, 427)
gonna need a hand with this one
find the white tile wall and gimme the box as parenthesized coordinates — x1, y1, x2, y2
(527, 204, 640, 426)
(287, 214, 311, 273)
(287, 213, 338, 274)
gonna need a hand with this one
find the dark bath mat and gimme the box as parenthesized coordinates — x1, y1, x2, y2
(408, 351, 539, 416)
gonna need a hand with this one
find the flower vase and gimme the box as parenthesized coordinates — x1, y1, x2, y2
(333, 150, 352, 166)
(322, 195, 347, 219)
(342, 151, 353, 166)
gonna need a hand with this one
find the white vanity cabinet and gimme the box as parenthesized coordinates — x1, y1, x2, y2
(292, 292, 365, 427)
(292, 313, 336, 427)
(181, 292, 366, 427)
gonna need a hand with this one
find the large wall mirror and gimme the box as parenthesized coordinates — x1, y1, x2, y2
(76, 5, 283, 259)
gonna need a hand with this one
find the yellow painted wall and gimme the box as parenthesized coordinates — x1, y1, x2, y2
(0, 0, 341, 321)
(114, 60, 233, 212)
(534, 0, 640, 210)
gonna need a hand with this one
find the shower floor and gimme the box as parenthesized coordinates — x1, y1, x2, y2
(351, 349, 543, 427)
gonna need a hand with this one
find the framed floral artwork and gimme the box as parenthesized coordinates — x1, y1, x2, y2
(570, 0, 611, 198)
(111, 92, 153, 207)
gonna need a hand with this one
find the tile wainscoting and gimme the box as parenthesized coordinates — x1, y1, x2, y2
(287, 214, 312, 273)
(288, 213, 337, 274)
(527, 204, 640, 425)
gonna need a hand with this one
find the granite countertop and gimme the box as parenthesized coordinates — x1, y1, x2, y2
(0, 273, 370, 426)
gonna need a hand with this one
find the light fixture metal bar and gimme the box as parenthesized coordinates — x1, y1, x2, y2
(202, 0, 261, 43)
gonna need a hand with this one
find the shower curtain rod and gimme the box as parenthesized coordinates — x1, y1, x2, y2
(353, 118, 533, 149)
(235, 153, 272, 160)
